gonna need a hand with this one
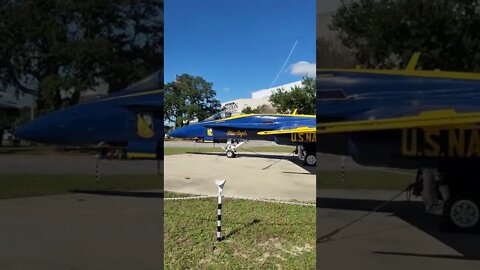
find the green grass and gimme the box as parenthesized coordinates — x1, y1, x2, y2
(164, 194, 315, 270)
(317, 170, 414, 190)
(164, 147, 223, 155)
(164, 191, 201, 198)
(0, 146, 96, 156)
(0, 174, 163, 199)
(164, 146, 295, 156)
(0, 146, 56, 155)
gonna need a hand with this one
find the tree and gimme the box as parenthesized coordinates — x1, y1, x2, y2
(0, 0, 163, 114)
(269, 77, 315, 115)
(164, 74, 221, 128)
(330, 0, 480, 71)
(241, 104, 276, 114)
(241, 106, 256, 114)
(317, 37, 357, 68)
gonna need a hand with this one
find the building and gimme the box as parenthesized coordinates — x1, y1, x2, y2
(0, 92, 22, 109)
(222, 97, 270, 114)
(221, 80, 302, 115)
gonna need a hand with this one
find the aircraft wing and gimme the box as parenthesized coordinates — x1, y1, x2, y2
(257, 126, 316, 135)
(317, 109, 480, 133)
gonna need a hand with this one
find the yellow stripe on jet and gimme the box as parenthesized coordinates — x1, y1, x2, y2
(317, 109, 480, 133)
(318, 52, 480, 81)
(258, 127, 316, 135)
(317, 68, 480, 81)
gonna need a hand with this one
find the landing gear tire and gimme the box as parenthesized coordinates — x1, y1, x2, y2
(226, 150, 237, 158)
(442, 194, 480, 233)
(304, 154, 316, 166)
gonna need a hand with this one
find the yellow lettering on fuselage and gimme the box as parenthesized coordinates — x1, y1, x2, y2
(448, 129, 465, 157)
(424, 128, 440, 156)
(401, 126, 480, 158)
(466, 129, 480, 157)
(226, 130, 248, 137)
(401, 129, 417, 156)
(290, 132, 316, 143)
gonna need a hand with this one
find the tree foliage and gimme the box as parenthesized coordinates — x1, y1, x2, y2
(269, 77, 315, 115)
(317, 37, 357, 68)
(330, 0, 480, 71)
(164, 74, 221, 128)
(0, 0, 163, 114)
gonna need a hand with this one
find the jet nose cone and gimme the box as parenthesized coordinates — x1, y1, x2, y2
(169, 124, 206, 139)
(14, 114, 65, 144)
(168, 127, 186, 138)
(14, 122, 36, 141)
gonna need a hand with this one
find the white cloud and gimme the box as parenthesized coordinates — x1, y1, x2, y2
(290, 61, 316, 77)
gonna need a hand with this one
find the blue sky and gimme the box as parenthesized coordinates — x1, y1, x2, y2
(165, 0, 316, 102)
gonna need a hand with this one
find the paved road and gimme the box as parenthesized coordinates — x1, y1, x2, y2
(164, 152, 315, 201)
(317, 189, 480, 269)
(0, 192, 163, 270)
(0, 153, 163, 269)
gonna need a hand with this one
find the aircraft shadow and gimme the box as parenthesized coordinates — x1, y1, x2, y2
(373, 251, 480, 261)
(317, 197, 480, 260)
(224, 219, 261, 240)
(185, 152, 316, 174)
(70, 189, 164, 198)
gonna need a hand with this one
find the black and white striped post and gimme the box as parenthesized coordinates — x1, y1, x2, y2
(215, 179, 226, 241)
(95, 154, 100, 182)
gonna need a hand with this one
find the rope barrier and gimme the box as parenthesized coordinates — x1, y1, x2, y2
(164, 193, 315, 207)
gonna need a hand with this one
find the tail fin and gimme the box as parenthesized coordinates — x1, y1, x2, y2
(406, 52, 421, 71)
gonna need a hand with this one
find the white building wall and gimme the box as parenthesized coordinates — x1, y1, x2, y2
(221, 80, 303, 115)
(251, 81, 303, 99)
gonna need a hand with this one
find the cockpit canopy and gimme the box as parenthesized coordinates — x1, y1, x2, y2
(204, 111, 232, 121)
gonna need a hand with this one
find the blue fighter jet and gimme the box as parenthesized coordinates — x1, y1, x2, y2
(317, 52, 480, 231)
(168, 111, 317, 165)
(14, 70, 163, 159)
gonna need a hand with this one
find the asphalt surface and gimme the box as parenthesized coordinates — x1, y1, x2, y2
(0, 153, 163, 270)
(164, 151, 315, 201)
(0, 192, 163, 270)
(317, 189, 480, 269)
(317, 154, 480, 269)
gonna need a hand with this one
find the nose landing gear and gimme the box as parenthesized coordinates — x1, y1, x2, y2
(222, 139, 246, 158)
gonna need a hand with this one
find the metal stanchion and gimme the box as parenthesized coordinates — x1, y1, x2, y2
(215, 179, 226, 241)
(95, 154, 100, 182)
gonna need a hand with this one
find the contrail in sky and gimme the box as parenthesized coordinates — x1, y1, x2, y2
(269, 39, 298, 88)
